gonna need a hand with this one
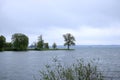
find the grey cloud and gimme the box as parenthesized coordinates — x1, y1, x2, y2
(1, 0, 120, 29)
(54, 0, 120, 27)
(0, 0, 120, 45)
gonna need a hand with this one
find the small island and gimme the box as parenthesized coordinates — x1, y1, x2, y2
(0, 33, 75, 51)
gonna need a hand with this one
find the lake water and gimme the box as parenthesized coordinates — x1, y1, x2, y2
(0, 45, 120, 80)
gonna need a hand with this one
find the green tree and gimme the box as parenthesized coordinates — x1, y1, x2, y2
(0, 35, 6, 51)
(63, 33, 75, 50)
(4, 42, 13, 50)
(12, 33, 29, 51)
(44, 43, 49, 49)
(52, 42, 57, 49)
(37, 35, 44, 49)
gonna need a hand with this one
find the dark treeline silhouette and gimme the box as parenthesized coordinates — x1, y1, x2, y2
(0, 35, 6, 51)
(0, 33, 75, 51)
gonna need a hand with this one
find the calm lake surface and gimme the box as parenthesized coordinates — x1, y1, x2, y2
(0, 45, 120, 80)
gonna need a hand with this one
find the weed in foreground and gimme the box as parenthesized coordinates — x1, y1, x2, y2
(37, 58, 103, 80)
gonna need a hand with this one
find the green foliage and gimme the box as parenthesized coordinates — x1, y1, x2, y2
(38, 59, 103, 80)
(37, 35, 44, 49)
(0, 35, 6, 51)
(63, 33, 75, 50)
(44, 43, 49, 49)
(12, 33, 29, 51)
(4, 42, 13, 50)
(37, 41, 44, 49)
(52, 42, 57, 49)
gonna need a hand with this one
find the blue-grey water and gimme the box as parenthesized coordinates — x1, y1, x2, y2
(0, 45, 120, 80)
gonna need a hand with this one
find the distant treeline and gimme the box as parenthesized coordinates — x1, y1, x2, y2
(0, 33, 75, 51)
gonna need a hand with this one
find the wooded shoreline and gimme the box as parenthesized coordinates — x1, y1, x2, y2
(0, 33, 76, 51)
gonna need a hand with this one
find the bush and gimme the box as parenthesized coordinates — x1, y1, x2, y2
(37, 59, 103, 80)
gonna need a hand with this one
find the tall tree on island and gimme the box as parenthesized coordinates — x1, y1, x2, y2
(12, 33, 29, 51)
(63, 33, 75, 50)
(52, 42, 57, 49)
(0, 35, 6, 51)
(37, 35, 44, 49)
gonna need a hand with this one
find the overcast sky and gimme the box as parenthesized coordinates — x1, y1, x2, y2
(0, 0, 120, 45)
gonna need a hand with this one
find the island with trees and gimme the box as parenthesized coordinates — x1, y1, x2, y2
(0, 33, 75, 51)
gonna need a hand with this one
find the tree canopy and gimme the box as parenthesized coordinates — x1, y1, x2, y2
(4, 42, 12, 50)
(12, 33, 29, 51)
(52, 42, 57, 49)
(63, 33, 75, 50)
(0, 35, 6, 51)
(37, 35, 44, 49)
